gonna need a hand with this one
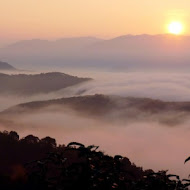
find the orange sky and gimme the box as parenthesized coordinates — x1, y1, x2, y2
(0, 0, 189, 44)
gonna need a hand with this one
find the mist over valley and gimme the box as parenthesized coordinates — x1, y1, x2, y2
(0, 69, 190, 178)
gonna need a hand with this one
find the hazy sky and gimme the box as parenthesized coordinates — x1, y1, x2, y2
(0, 0, 190, 45)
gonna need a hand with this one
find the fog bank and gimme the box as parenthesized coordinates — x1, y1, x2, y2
(62, 71, 190, 101)
(0, 110, 189, 178)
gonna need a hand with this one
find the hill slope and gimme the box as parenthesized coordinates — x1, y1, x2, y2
(2, 94, 190, 125)
(0, 61, 16, 70)
(0, 72, 91, 95)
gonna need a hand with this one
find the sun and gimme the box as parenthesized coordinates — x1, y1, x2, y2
(168, 21, 183, 35)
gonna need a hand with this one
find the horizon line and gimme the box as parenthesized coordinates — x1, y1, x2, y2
(1, 33, 189, 47)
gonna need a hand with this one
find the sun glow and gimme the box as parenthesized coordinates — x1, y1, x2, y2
(168, 21, 183, 35)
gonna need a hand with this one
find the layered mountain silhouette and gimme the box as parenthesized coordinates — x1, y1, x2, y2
(0, 61, 16, 71)
(2, 94, 190, 125)
(0, 72, 91, 95)
(1, 35, 190, 70)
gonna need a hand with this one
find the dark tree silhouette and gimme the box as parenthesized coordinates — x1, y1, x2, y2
(41, 136, 56, 147)
(0, 130, 189, 190)
(21, 135, 39, 144)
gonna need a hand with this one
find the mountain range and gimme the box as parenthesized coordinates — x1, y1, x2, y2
(1, 34, 190, 70)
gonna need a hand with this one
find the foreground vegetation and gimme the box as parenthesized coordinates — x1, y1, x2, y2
(0, 131, 190, 190)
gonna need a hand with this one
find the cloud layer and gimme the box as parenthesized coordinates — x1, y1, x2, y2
(63, 71, 190, 101)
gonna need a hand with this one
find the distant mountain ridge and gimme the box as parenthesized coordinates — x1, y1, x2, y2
(2, 37, 102, 53)
(0, 72, 91, 95)
(1, 34, 190, 70)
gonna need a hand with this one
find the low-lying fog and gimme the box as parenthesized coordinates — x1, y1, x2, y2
(0, 110, 190, 178)
(1, 70, 190, 178)
(2, 70, 190, 111)
(63, 70, 190, 101)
